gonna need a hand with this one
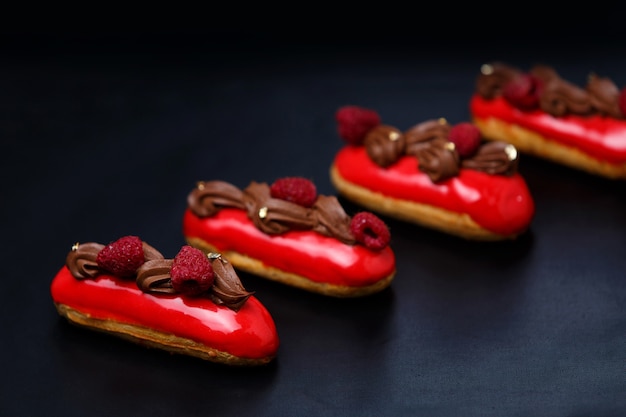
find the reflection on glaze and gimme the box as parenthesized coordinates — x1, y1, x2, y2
(50, 267, 279, 359)
(183, 208, 396, 287)
(333, 146, 535, 236)
(471, 96, 626, 163)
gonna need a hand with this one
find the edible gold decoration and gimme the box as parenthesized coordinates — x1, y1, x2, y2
(504, 144, 518, 161)
(445, 142, 456, 152)
(259, 206, 268, 219)
(71, 242, 80, 251)
(197, 181, 205, 190)
(389, 131, 400, 141)
(438, 117, 447, 125)
(481, 63, 494, 75)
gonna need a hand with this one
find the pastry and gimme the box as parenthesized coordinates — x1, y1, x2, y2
(51, 236, 279, 366)
(182, 177, 396, 297)
(330, 106, 535, 240)
(470, 61, 626, 179)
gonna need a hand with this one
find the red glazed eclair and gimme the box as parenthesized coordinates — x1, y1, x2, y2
(182, 177, 396, 297)
(470, 61, 626, 179)
(51, 236, 279, 366)
(330, 106, 535, 240)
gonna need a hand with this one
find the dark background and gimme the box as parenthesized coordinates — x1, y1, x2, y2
(2, 21, 625, 417)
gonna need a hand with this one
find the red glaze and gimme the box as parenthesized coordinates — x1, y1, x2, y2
(470, 95, 626, 164)
(333, 145, 535, 237)
(182, 208, 396, 287)
(50, 267, 279, 360)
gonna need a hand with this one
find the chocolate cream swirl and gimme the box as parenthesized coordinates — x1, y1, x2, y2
(476, 62, 625, 119)
(362, 118, 518, 182)
(66, 241, 252, 311)
(461, 141, 519, 175)
(136, 254, 253, 311)
(188, 180, 356, 244)
(66, 241, 163, 280)
(586, 73, 623, 118)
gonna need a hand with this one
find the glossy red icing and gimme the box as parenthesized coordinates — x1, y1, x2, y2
(182, 208, 396, 287)
(333, 145, 535, 237)
(50, 267, 279, 360)
(470, 95, 626, 164)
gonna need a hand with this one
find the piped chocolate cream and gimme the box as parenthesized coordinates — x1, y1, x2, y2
(188, 181, 356, 245)
(476, 62, 626, 119)
(363, 118, 519, 182)
(65, 241, 253, 311)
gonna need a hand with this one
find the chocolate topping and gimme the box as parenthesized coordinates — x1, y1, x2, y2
(414, 137, 460, 182)
(188, 181, 356, 244)
(476, 62, 625, 119)
(404, 119, 451, 154)
(586, 73, 623, 118)
(188, 180, 246, 217)
(364, 125, 405, 168)
(358, 117, 519, 182)
(65, 241, 164, 280)
(66, 240, 252, 311)
(209, 254, 254, 311)
(136, 253, 253, 311)
(311, 195, 356, 245)
(136, 259, 174, 293)
(462, 141, 519, 175)
(529, 64, 559, 83)
(243, 181, 317, 234)
(535, 69, 592, 117)
(475, 62, 522, 99)
(65, 242, 104, 280)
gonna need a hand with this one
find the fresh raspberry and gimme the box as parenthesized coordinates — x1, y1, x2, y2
(270, 177, 318, 207)
(502, 73, 542, 110)
(335, 105, 381, 145)
(619, 87, 626, 117)
(170, 246, 215, 296)
(448, 122, 482, 158)
(349, 212, 391, 251)
(96, 235, 145, 278)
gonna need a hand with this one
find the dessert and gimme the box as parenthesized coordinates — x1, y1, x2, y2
(51, 236, 279, 366)
(470, 61, 626, 179)
(330, 106, 535, 240)
(182, 177, 396, 297)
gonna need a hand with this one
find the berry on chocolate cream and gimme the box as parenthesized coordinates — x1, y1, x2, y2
(336, 105, 382, 145)
(502, 73, 543, 110)
(349, 212, 391, 251)
(448, 122, 482, 158)
(96, 235, 145, 278)
(170, 245, 215, 296)
(270, 176, 318, 208)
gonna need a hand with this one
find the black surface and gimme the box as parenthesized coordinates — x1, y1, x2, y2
(2, 29, 626, 417)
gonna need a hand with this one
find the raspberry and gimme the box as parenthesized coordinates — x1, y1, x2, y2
(96, 235, 145, 278)
(349, 212, 391, 251)
(502, 73, 542, 110)
(170, 246, 214, 296)
(270, 177, 318, 207)
(335, 105, 381, 145)
(448, 122, 482, 158)
(619, 87, 626, 117)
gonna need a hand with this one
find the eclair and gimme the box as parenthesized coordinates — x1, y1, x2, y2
(182, 177, 396, 297)
(51, 236, 279, 366)
(470, 61, 626, 179)
(330, 106, 535, 240)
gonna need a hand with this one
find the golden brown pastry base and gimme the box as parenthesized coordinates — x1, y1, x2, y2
(473, 116, 626, 180)
(54, 303, 275, 366)
(330, 165, 517, 241)
(185, 237, 395, 298)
